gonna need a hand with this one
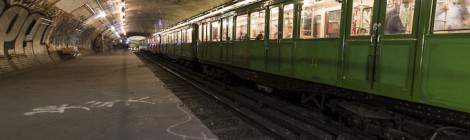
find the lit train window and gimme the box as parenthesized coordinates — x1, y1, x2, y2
(178, 30, 182, 44)
(187, 28, 193, 43)
(384, 0, 415, 35)
(163, 35, 166, 44)
(270, 7, 280, 40)
(171, 32, 176, 44)
(250, 10, 266, 40)
(222, 18, 228, 41)
(228, 17, 233, 40)
(169, 33, 173, 44)
(183, 29, 187, 43)
(283, 4, 295, 39)
(350, 0, 374, 36)
(202, 23, 206, 42)
(171, 32, 174, 44)
(222, 17, 234, 41)
(173, 32, 176, 44)
(173, 32, 177, 44)
(168, 33, 171, 44)
(433, 0, 470, 34)
(300, 0, 342, 39)
(199, 24, 203, 42)
(211, 21, 221, 41)
(182, 29, 186, 44)
(206, 23, 210, 41)
(236, 14, 249, 40)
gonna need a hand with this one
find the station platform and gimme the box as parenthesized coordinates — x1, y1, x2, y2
(0, 51, 218, 140)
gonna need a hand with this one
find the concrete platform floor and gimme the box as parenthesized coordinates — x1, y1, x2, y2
(0, 51, 218, 140)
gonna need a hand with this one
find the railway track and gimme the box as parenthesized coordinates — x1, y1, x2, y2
(137, 52, 374, 140)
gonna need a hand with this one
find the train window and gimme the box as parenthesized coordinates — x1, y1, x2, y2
(270, 7, 280, 40)
(173, 32, 176, 44)
(174, 32, 177, 44)
(384, 0, 415, 35)
(236, 14, 249, 40)
(175, 32, 178, 44)
(182, 30, 186, 44)
(163, 35, 166, 45)
(202, 24, 206, 42)
(168, 33, 171, 44)
(185, 29, 188, 43)
(169, 33, 172, 44)
(222, 17, 234, 41)
(222, 18, 228, 41)
(205, 23, 209, 42)
(199, 24, 203, 42)
(228, 17, 234, 40)
(202, 23, 207, 42)
(170, 34, 172, 44)
(250, 10, 266, 40)
(211, 21, 221, 41)
(300, 0, 342, 39)
(187, 28, 193, 43)
(283, 4, 295, 39)
(178, 30, 183, 44)
(350, 0, 374, 36)
(433, 0, 470, 34)
(172, 33, 175, 43)
(206, 23, 210, 42)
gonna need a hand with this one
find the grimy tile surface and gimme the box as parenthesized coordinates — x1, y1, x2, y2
(0, 51, 217, 140)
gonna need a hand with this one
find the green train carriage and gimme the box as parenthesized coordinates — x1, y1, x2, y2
(155, 0, 470, 128)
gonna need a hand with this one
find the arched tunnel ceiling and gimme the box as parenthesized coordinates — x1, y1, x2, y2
(125, 0, 231, 33)
(50, 0, 232, 35)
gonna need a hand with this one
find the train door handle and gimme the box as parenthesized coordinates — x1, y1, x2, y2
(377, 34, 382, 44)
(370, 34, 376, 44)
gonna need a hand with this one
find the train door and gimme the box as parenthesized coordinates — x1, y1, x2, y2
(266, 6, 281, 73)
(279, 3, 296, 76)
(343, 0, 419, 97)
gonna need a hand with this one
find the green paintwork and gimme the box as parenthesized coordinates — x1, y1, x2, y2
(157, 0, 470, 114)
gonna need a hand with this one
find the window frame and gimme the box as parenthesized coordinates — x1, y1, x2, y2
(235, 14, 249, 41)
(429, 0, 470, 36)
(182, 29, 186, 44)
(222, 16, 235, 41)
(269, 6, 281, 40)
(211, 20, 221, 42)
(199, 23, 203, 42)
(250, 10, 266, 40)
(282, 3, 296, 40)
(187, 28, 193, 43)
(299, 1, 344, 40)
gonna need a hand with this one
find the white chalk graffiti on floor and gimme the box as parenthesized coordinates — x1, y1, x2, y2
(24, 97, 156, 116)
(166, 103, 217, 140)
(24, 104, 91, 116)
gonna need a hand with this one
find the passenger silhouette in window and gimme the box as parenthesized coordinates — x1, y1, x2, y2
(256, 32, 264, 40)
(385, 1, 406, 34)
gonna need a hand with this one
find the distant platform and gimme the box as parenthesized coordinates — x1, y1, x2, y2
(0, 50, 217, 140)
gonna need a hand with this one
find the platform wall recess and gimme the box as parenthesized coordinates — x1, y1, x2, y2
(0, 1, 100, 75)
